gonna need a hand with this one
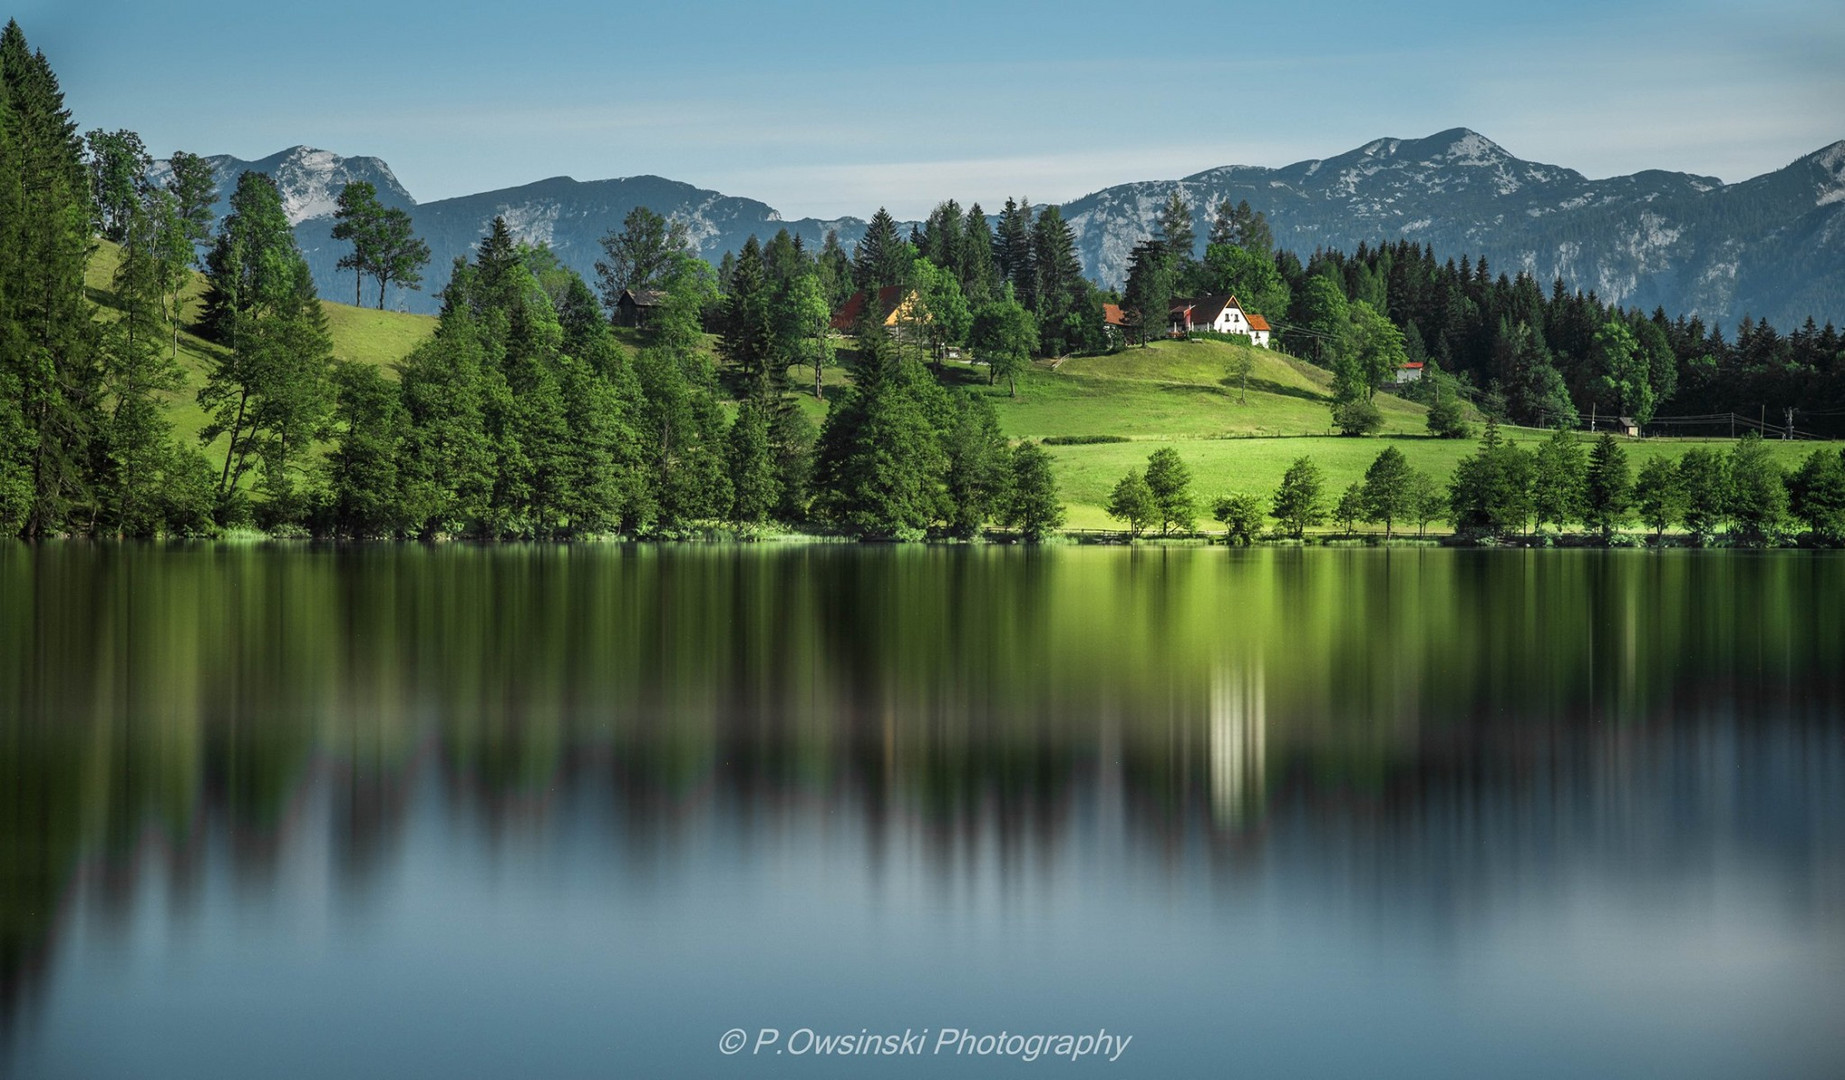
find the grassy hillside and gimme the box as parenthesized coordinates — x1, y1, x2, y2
(977, 336, 1430, 441)
(84, 240, 437, 455)
(915, 335, 1837, 532)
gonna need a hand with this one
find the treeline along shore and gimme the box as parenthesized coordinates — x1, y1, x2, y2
(3, 21, 1842, 547)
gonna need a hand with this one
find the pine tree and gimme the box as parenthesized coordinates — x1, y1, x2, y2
(809, 326, 948, 539)
(1582, 432, 1632, 542)
(942, 392, 1009, 538)
(726, 399, 778, 529)
(993, 198, 1035, 311)
(852, 207, 910, 292)
(721, 235, 778, 395)
(99, 194, 188, 535)
(959, 203, 999, 306)
(1157, 191, 1195, 263)
(1123, 240, 1172, 347)
(322, 360, 408, 538)
(1030, 205, 1084, 354)
(1, 21, 103, 537)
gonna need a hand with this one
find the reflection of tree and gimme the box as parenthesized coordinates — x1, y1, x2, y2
(2, 544, 1843, 1038)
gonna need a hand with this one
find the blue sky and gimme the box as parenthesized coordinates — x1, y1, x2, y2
(18, 0, 1844, 219)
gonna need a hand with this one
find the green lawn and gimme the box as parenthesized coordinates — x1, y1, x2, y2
(1048, 429, 1842, 531)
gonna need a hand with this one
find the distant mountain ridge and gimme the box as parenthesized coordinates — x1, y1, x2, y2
(172, 131, 1845, 329)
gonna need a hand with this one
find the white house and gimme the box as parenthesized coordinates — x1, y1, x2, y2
(1168, 294, 1271, 347)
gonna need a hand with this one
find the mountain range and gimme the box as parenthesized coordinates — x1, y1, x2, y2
(166, 130, 1845, 330)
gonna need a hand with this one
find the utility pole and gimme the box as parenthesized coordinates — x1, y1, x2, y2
(1785, 406, 1795, 440)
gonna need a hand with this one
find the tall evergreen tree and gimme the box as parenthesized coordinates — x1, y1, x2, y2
(1156, 190, 1195, 264)
(1582, 432, 1632, 541)
(1030, 205, 1085, 355)
(1123, 240, 1173, 347)
(721, 235, 778, 396)
(725, 399, 778, 528)
(98, 194, 188, 535)
(959, 203, 999, 306)
(0, 20, 101, 537)
(993, 197, 1036, 311)
(852, 207, 911, 292)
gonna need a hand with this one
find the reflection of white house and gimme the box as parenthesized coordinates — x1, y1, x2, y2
(1208, 662, 1267, 827)
(1167, 294, 1271, 347)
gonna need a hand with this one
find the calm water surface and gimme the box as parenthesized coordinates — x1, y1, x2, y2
(1, 544, 1842, 1079)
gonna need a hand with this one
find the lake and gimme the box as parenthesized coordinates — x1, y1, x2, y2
(2, 544, 1842, 1078)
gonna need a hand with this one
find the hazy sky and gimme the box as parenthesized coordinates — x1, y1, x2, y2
(18, 0, 1844, 219)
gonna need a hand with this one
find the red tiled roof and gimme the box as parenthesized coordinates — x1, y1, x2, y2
(1103, 302, 1128, 327)
(830, 285, 908, 331)
(1245, 313, 1271, 332)
(1399, 360, 1423, 369)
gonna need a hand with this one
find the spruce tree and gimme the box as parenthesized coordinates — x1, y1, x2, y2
(726, 400, 778, 529)
(0, 21, 102, 537)
(1157, 191, 1195, 263)
(100, 194, 188, 535)
(959, 203, 999, 306)
(1582, 433, 1632, 542)
(852, 207, 910, 292)
(993, 198, 1036, 311)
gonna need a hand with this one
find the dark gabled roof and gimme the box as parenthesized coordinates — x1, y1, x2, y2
(620, 288, 667, 307)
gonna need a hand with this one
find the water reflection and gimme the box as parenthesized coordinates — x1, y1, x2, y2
(1, 545, 1842, 1077)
